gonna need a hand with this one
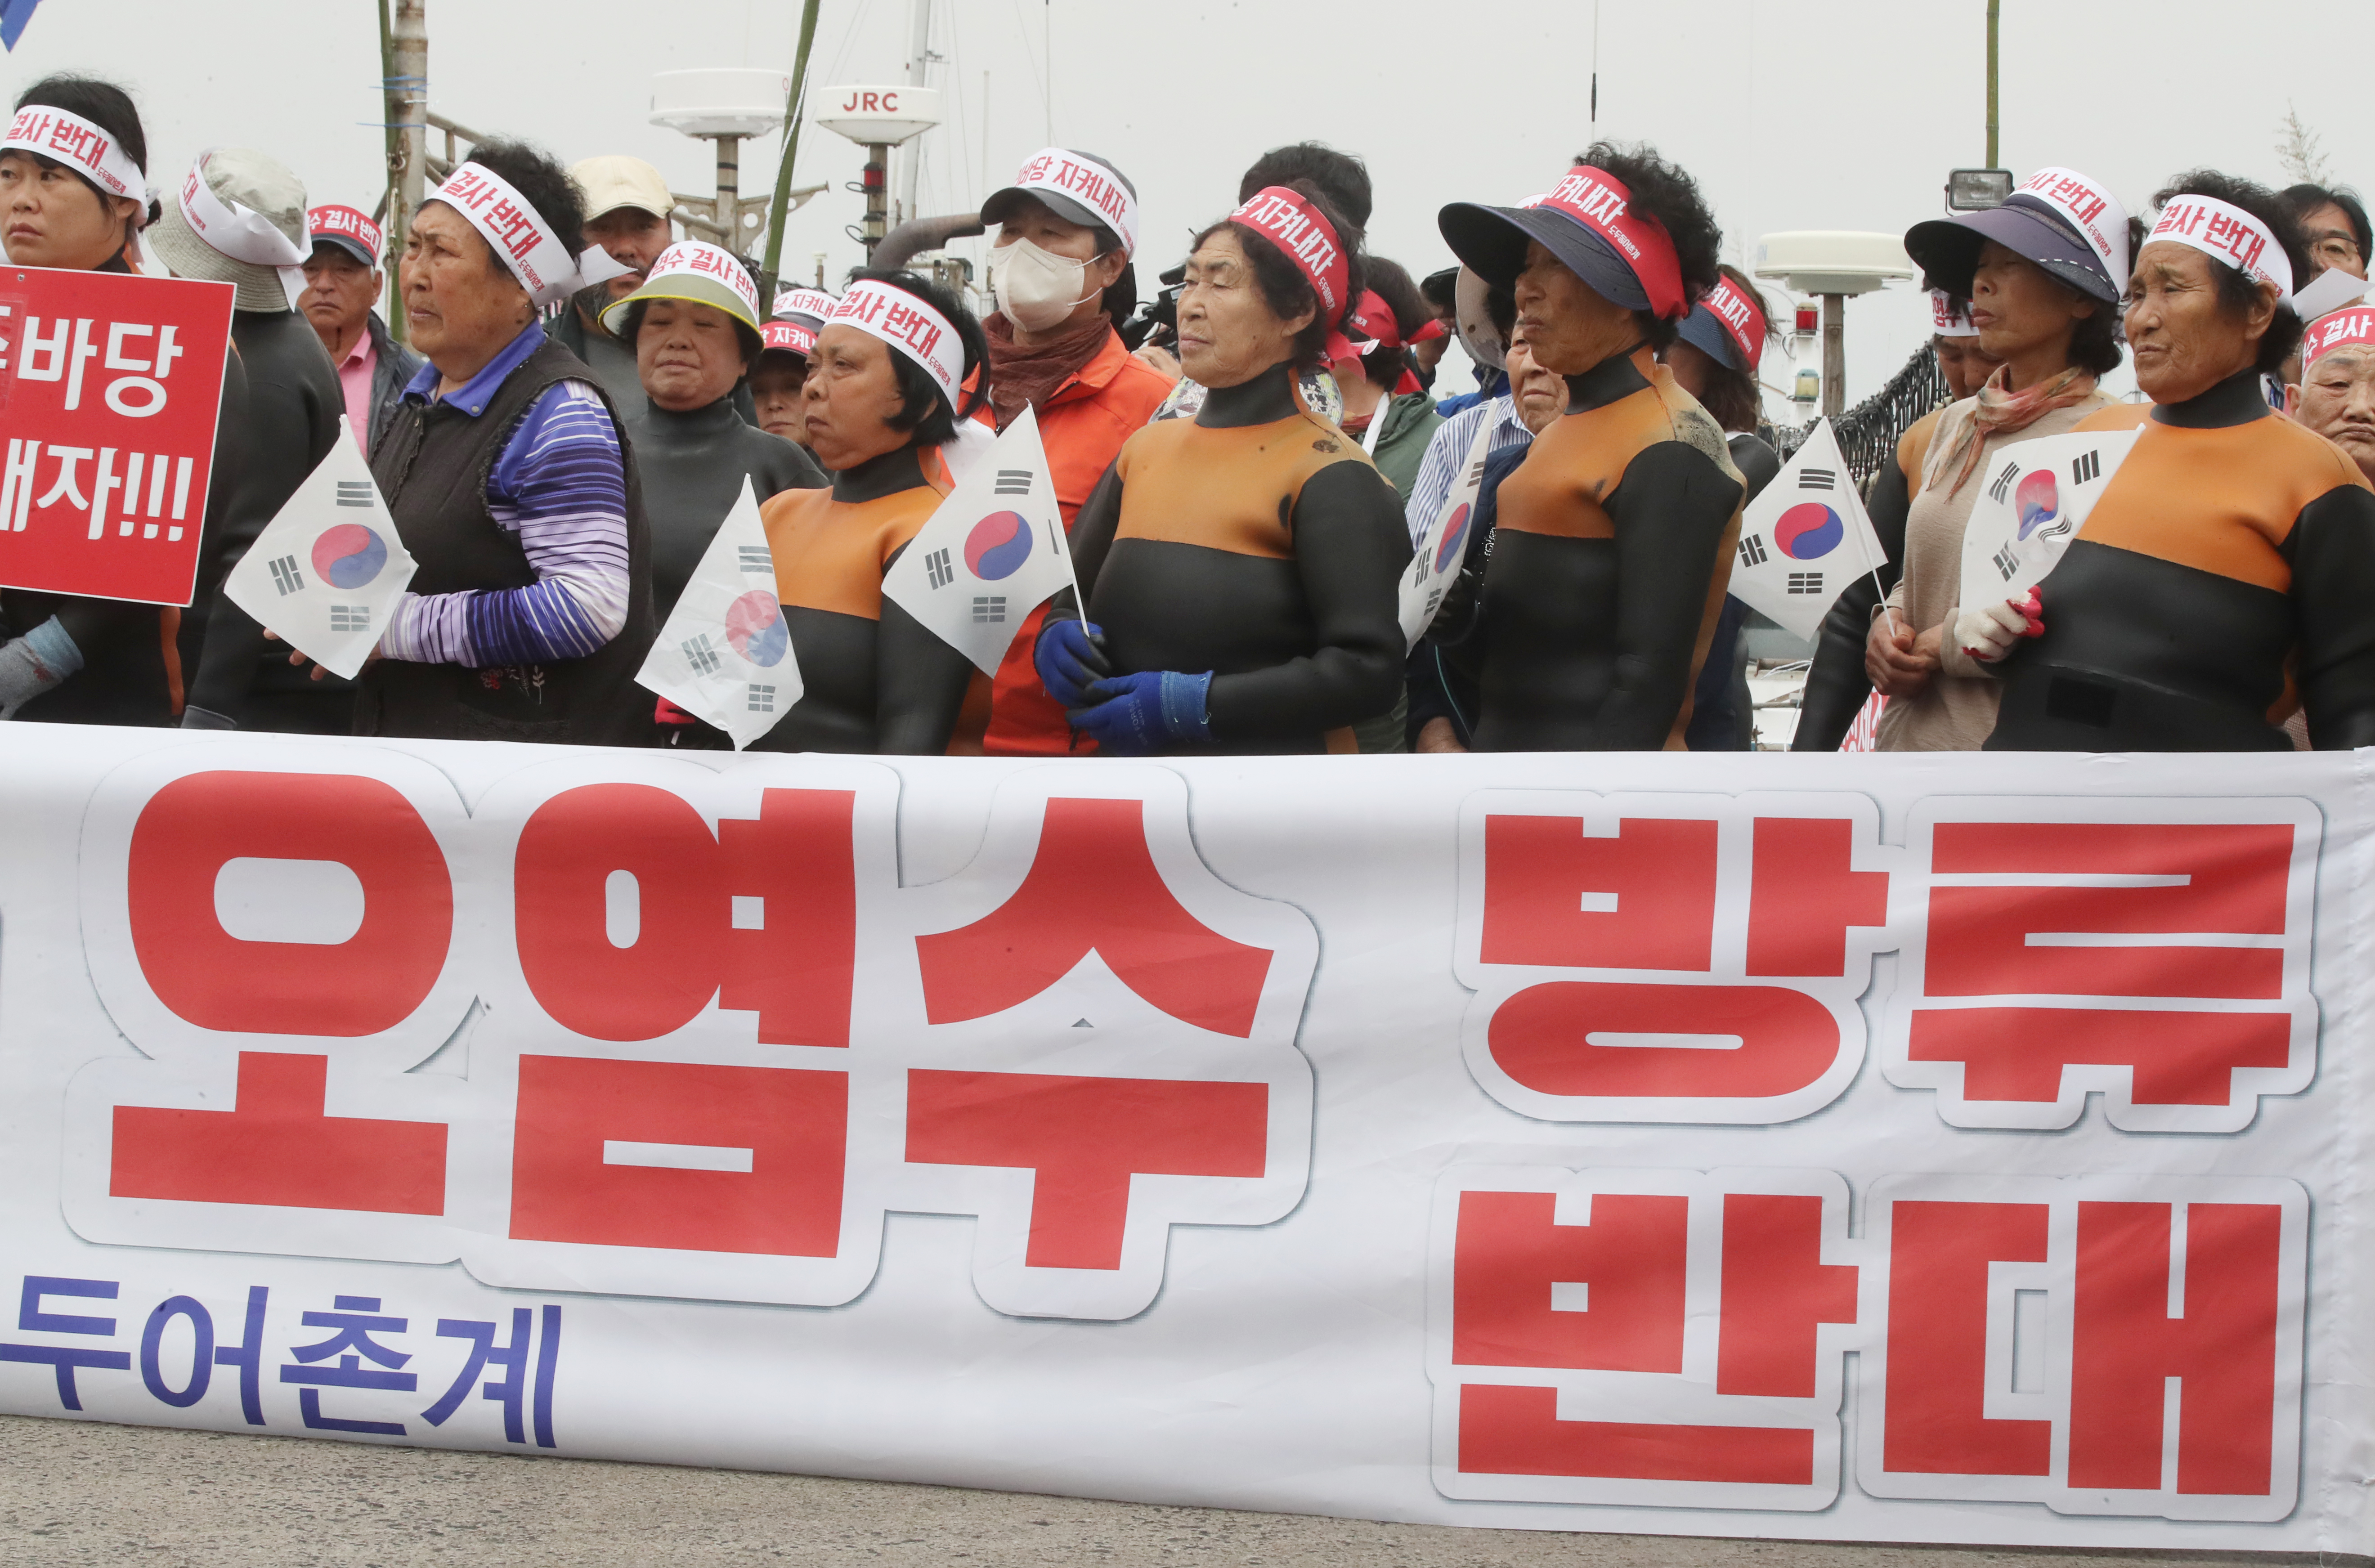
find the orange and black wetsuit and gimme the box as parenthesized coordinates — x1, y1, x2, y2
(1986, 368, 2375, 751)
(1056, 361, 1410, 754)
(752, 444, 973, 754)
(1794, 404, 1941, 749)
(1443, 345, 1744, 751)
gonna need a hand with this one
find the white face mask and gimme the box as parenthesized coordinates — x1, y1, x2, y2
(990, 236, 1097, 332)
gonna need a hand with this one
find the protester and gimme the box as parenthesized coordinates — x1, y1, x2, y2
(951, 148, 1173, 756)
(1407, 328, 1569, 753)
(1662, 264, 1783, 749)
(149, 150, 348, 734)
(1986, 173, 2375, 751)
(1432, 145, 1739, 750)
(752, 271, 985, 754)
(1403, 280, 1526, 546)
(606, 242, 822, 623)
(2280, 183, 2371, 282)
(1339, 260, 1445, 499)
(0, 74, 252, 726)
(2291, 305, 2375, 484)
(1435, 266, 1513, 417)
(752, 286, 833, 442)
(295, 205, 422, 460)
(1864, 165, 2129, 750)
(1139, 143, 1372, 423)
(1796, 290, 2002, 748)
(328, 141, 653, 744)
(1036, 181, 1409, 754)
(1413, 266, 1460, 390)
(545, 154, 676, 418)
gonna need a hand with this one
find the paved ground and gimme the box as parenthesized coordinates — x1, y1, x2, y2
(0, 1414, 2345, 1567)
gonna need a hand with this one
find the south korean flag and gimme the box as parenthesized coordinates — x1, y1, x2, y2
(883, 404, 1078, 676)
(1958, 426, 2141, 616)
(1399, 416, 1497, 649)
(1727, 417, 1885, 641)
(224, 417, 416, 679)
(635, 476, 802, 749)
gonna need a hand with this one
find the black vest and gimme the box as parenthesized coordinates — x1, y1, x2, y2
(359, 335, 654, 745)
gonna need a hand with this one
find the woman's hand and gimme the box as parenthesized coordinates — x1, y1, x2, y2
(1864, 613, 1940, 699)
(1953, 589, 2045, 665)
(264, 629, 381, 681)
(1132, 343, 1182, 383)
(1415, 716, 1468, 753)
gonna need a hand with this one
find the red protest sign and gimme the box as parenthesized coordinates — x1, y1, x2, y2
(0, 265, 235, 606)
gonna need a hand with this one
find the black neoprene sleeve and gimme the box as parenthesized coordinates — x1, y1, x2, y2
(1204, 463, 1410, 739)
(1794, 453, 1910, 750)
(1596, 443, 1742, 749)
(874, 543, 981, 754)
(2289, 484, 2375, 749)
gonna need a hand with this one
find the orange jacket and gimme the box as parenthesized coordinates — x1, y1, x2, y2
(951, 325, 1176, 755)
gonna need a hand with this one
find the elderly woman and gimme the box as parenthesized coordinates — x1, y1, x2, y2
(1033, 179, 1409, 755)
(345, 139, 653, 744)
(752, 270, 987, 755)
(1864, 164, 2132, 751)
(969, 148, 1173, 756)
(0, 74, 251, 727)
(1984, 173, 2375, 751)
(1432, 143, 1739, 751)
(2291, 305, 2375, 485)
(606, 243, 823, 621)
(752, 287, 833, 443)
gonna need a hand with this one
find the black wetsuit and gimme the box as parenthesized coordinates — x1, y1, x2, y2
(184, 309, 347, 731)
(1057, 361, 1410, 754)
(1987, 369, 2375, 751)
(1439, 346, 1745, 751)
(1685, 430, 1781, 750)
(632, 395, 825, 621)
(752, 444, 972, 755)
(1793, 406, 1938, 750)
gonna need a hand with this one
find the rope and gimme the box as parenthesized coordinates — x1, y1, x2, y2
(1774, 344, 1949, 484)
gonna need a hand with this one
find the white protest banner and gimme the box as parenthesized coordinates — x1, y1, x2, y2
(634, 476, 799, 747)
(1958, 426, 2141, 616)
(1400, 415, 1494, 648)
(883, 405, 1076, 677)
(221, 419, 415, 680)
(1729, 418, 1883, 640)
(0, 726, 2370, 1555)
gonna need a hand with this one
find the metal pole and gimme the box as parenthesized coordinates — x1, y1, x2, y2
(389, 0, 427, 345)
(713, 134, 741, 253)
(1985, 0, 2000, 167)
(1822, 293, 1846, 419)
(896, 0, 931, 228)
(761, 0, 824, 277)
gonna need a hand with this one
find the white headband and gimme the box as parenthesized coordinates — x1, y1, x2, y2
(641, 240, 761, 324)
(1929, 288, 1980, 338)
(773, 285, 836, 323)
(2014, 166, 2130, 291)
(3, 104, 146, 203)
(825, 279, 964, 404)
(431, 161, 632, 309)
(177, 152, 309, 305)
(1005, 148, 1138, 258)
(2149, 194, 2295, 305)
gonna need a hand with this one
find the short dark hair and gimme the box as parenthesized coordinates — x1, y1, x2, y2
(1357, 256, 1432, 390)
(1237, 143, 1371, 230)
(618, 296, 764, 375)
(1693, 264, 1777, 432)
(2280, 182, 2373, 269)
(12, 74, 153, 224)
(1419, 267, 1459, 314)
(1193, 179, 1369, 373)
(842, 267, 990, 444)
(448, 138, 584, 283)
(1571, 141, 1724, 352)
(2151, 170, 2309, 375)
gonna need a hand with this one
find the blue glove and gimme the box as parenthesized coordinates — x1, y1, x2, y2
(1034, 618, 1111, 708)
(1069, 670, 1214, 756)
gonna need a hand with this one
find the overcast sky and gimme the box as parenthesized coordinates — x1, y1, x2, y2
(8, 0, 2370, 410)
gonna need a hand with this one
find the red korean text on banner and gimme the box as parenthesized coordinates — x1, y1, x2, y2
(0, 267, 235, 605)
